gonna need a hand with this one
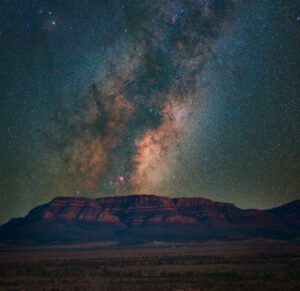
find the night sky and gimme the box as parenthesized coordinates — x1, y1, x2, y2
(0, 0, 299, 224)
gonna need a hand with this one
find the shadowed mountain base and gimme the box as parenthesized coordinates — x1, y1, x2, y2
(0, 195, 299, 245)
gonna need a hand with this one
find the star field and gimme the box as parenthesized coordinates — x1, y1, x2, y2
(0, 0, 299, 224)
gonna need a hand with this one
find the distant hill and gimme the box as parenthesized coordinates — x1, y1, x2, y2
(0, 195, 299, 245)
(267, 200, 300, 229)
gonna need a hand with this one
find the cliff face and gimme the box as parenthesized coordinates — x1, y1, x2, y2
(26, 195, 200, 226)
(1, 195, 299, 244)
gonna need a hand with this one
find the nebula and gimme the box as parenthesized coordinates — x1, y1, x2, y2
(46, 0, 239, 195)
(1, 0, 299, 226)
(130, 91, 194, 193)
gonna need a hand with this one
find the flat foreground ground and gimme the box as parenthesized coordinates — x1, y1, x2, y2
(0, 240, 300, 291)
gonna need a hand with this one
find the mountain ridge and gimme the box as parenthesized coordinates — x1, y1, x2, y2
(1, 194, 299, 245)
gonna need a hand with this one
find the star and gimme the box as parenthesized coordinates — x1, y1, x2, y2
(0, 0, 299, 225)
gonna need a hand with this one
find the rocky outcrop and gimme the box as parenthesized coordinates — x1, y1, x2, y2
(30, 195, 185, 226)
(1, 195, 299, 244)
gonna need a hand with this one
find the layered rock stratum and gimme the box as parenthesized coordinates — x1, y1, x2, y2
(0, 195, 299, 244)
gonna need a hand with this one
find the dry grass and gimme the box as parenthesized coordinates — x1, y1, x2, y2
(0, 240, 300, 291)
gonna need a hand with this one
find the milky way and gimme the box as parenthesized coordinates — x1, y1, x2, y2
(1, 0, 299, 223)
(46, 0, 238, 195)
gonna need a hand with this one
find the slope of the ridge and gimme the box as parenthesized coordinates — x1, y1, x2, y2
(0, 195, 299, 244)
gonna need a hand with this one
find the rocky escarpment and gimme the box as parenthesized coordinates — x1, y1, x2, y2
(0, 195, 299, 244)
(27, 195, 198, 226)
